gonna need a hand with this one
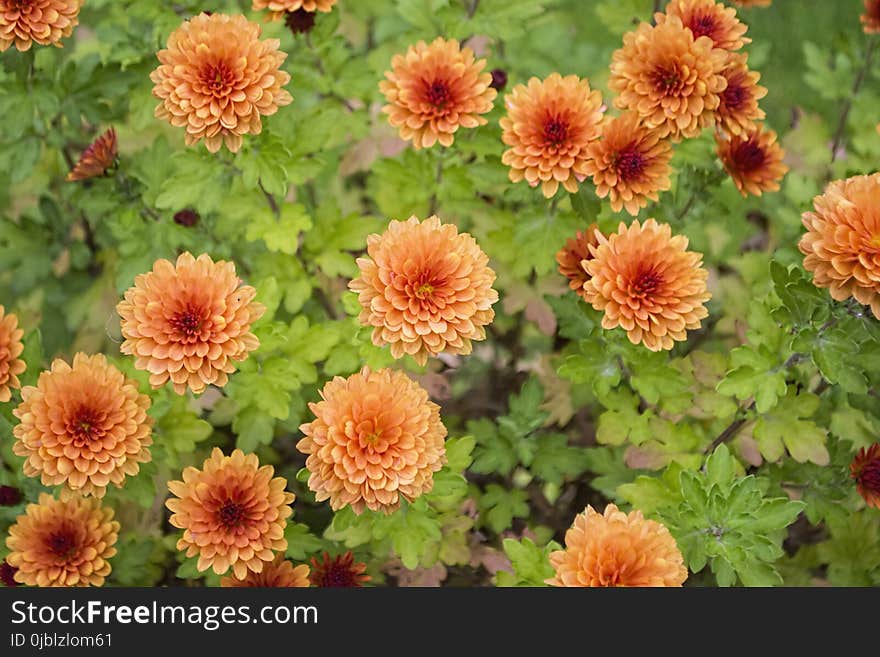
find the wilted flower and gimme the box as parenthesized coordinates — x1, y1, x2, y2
(547, 504, 687, 587)
(350, 216, 498, 365)
(851, 443, 880, 509)
(284, 8, 315, 34)
(66, 128, 118, 182)
(556, 226, 602, 299)
(716, 125, 787, 196)
(253, 0, 336, 21)
(657, 0, 750, 51)
(0, 305, 25, 403)
(117, 252, 265, 395)
(166, 448, 295, 579)
(715, 53, 767, 137)
(583, 219, 711, 351)
(862, 0, 880, 33)
(220, 555, 310, 587)
(0, 0, 81, 52)
(297, 367, 447, 515)
(150, 13, 292, 153)
(489, 68, 508, 91)
(173, 209, 200, 227)
(310, 551, 371, 587)
(379, 37, 496, 149)
(500, 73, 604, 197)
(5, 493, 119, 587)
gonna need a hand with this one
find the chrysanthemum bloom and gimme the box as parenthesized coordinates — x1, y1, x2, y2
(556, 226, 601, 299)
(799, 174, 880, 319)
(0, 0, 80, 52)
(379, 37, 496, 149)
(150, 13, 293, 153)
(609, 16, 728, 141)
(583, 112, 672, 216)
(66, 128, 118, 182)
(12, 353, 152, 498)
(220, 555, 310, 587)
(500, 73, 604, 197)
(714, 53, 767, 137)
(310, 551, 371, 587)
(350, 216, 498, 365)
(715, 125, 787, 197)
(0, 485, 22, 506)
(583, 219, 711, 351)
(297, 367, 447, 515)
(166, 448, 295, 579)
(117, 252, 265, 395)
(0, 561, 18, 587)
(862, 0, 880, 33)
(252, 0, 336, 21)
(5, 493, 119, 587)
(851, 443, 880, 509)
(657, 0, 750, 51)
(0, 305, 25, 403)
(547, 504, 687, 587)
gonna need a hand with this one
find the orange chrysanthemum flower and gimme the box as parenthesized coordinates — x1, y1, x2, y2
(166, 448, 294, 579)
(5, 493, 119, 587)
(500, 73, 604, 197)
(556, 226, 602, 299)
(0, 0, 80, 52)
(117, 252, 265, 395)
(310, 551, 371, 587)
(66, 128, 118, 182)
(150, 13, 292, 153)
(715, 52, 767, 137)
(799, 174, 880, 319)
(547, 504, 687, 587)
(0, 305, 25, 403)
(609, 16, 728, 141)
(297, 367, 447, 515)
(220, 555, 310, 587)
(851, 443, 880, 509)
(657, 0, 750, 51)
(252, 0, 336, 21)
(583, 112, 673, 216)
(12, 353, 152, 498)
(862, 0, 880, 33)
(583, 219, 710, 351)
(716, 125, 787, 197)
(379, 37, 496, 149)
(349, 216, 498, 365)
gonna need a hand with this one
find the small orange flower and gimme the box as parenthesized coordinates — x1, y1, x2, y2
(66, 128, 118, 182)
(863, 0, 880, 33)
(166, 448, 295, 579)
(310, 551, 371, 587)
(13, 353, 152, 497)
(609, 16, 728, 141)
(350, 216, 498, 365)
(252, 0, 336, 21)
(0, 305, 25, 403)
(583, 112, 673, 216)
(220, 555, 310, 587)
(556, 226, 602, 299)
(799, 174, 880, 319)
(851, 443, 880, 509)
(500, 73, 604, 197)
(0, 0, 80, 52)
(297, 367, 447, 515)
(657, 0, 750, 51)
(5, 493, 119, 587)
(547, 504, 687, 587)
(150, 13, 292, 153)
(716, 125, 787, 197)
(715, 53, 767, 137)
(379, 37, 496, 149)
(117, 252, 265, 395)
(583, 219, 711, 351)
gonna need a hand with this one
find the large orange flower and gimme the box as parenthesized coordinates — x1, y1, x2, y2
(863, 0, 880, 33)
(380, 37, 495, 149)
(166, 448, 294, 579)
(715, 52, 767, 137)
(0, 305, 25, 403)
(5, 493, 119, 587)
(500, 73, 604, 197)
(799, 174, 880, 319)
(556, 226, 601, 299)
(657, 0, 750, 51)
(716, 125, 787, 196)
(583, 219, 711, 351)
(309, 551, 370, 587)
(297, 367, 447, 515)
(252, 0, 336, 21)
(609, 16, 728, 141)
(349, 216, 498, 365)
(13, 353, 152, 498)
(0, 0, 80, 52)
(150, 13, 292, 153)
(66, 128, 117, 182)
(220, 555, 310, 587)
(548, 504, 687, 587)
(583, 112, 673, 216)
(117, 252, 265, 395)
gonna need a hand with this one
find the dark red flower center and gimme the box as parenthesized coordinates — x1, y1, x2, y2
(67, 407, 104, 445)
(630, 268, 663, 298)
(653, 65, 685, 95)
(202, 62, 235, 97)
(47, 531, 78, 559)
(543, 117, 569, 146)
(614, 147, 646, 182)
(426, 80, 452, 108)
(218, 501, 246, 528)
(721, 80, 747, 111)
(171, 308, 205, 338)
(857, 459, 880, 494)
(732, 139, 767, 172)
(312, 555, 360, 587)
(687, 13, 718, 40)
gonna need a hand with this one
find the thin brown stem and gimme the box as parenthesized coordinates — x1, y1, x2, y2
(830, 35, 877, 163)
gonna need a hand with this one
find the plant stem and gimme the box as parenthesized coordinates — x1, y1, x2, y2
(427, 149, 445, 216)
(466, 0, 480, 19)
(830, 35, 877, 163)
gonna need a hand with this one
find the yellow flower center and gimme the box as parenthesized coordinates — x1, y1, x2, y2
(416, 283, 434, 297)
